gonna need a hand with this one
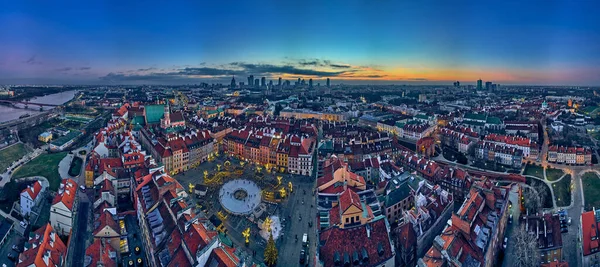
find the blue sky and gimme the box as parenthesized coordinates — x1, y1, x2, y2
(1, 0, 599, 85)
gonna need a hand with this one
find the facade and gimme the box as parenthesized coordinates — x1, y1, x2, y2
(475, 141, 523, 168)
(20, 181, 45, 217)
(548, 145, 592, 165)
(38, 132, 52, 143)
(49, 179, 78, 236)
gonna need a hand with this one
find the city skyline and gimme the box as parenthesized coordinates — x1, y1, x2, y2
(1, 1, 600, 85)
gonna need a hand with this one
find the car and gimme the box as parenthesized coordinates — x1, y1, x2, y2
(509, 214, 513, 224)
(502, 237, 507, 250)
(11, 245, 19, 252)
(560, 227, 568, 233)
(7, 253, 16, 261)
(79, 185, 86, 192)
(567, 217, 572, 226)
(299, 250, 306, 264)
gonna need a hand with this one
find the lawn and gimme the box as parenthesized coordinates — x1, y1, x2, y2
(525, 177, 554, 209)
(12, 152, 68, 192)
(582, 172, 600, 211)
(0, 143, 30, 172)
(68, 156, 83, 177)
(524, 164, 544, 179)
(546, 167, 565, 182)
(552, 174, 572, 207)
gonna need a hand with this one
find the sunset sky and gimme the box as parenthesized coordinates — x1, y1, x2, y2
(1, 0, 600, 85)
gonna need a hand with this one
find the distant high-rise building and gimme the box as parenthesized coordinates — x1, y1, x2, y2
(326, 78, 331, 87)
(309, 78, 313, 88)
(278, 77, 282, 86)
(254, 79, 260, 88)
(261, 77, 266, 87)
(453, 81, 460, 87)
(297, 78, 301, 85)
(301, 79, 306, 86)
(269, 80, 273, 87)
(248, 75, 254, 86)
(230, 76, 236, 88)
(285, 80, 291, 87)
(476, 79, 483, 90)
(239, 82, 244, 87)
(485, 81, 492, 90)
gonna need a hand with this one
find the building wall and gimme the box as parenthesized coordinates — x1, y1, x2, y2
(50, 203, 73, 236)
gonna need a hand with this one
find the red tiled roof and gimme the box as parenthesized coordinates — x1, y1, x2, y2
(85, 238, 116, 267)
(17, 223, 67, 267)
(52, 179, 77, 211)
(319, 219, 393, 267)
(339, 189, 362, 213)
(93, 210, 119, 236)
(582, 210, 600, 256)
(21, 181, 43, 202)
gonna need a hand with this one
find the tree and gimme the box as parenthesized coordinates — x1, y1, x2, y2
(264, 232, 278, 266)
(513, 226, 541, 267)
(523, 186, 542, 215)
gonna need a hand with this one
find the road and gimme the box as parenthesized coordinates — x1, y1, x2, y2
(70, 198, 89, 267)
(0, 144, 47, 187)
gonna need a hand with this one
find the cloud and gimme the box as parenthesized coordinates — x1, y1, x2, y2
(24, 55, 42, 65)
(55, 67, 73, 72)
(409, 78, 428, 81)
(329, 64, 352, 69)
(98, 59, 384, 83)
(79, 67, 92, 70)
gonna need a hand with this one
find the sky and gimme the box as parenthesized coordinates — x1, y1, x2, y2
(1, 0, 600, 85)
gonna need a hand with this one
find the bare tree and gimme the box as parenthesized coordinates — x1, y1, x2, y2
(523, 186, 541, 215)
(512, 226, 540, 267)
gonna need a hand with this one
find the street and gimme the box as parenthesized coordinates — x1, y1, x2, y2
(70, 198, 90, 267)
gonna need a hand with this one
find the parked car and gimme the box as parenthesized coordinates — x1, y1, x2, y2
(7, 253, 17, 261)
(502, 237, 508, 250)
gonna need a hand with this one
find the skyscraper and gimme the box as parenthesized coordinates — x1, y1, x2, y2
(254, 79, 260, 88)
(261, 77, 266, 87)
(278, 77, 282, 86)
(248, 75, 254, 86)
(309, 78, 313, 88)
(326, 78, 331, 87)
(297, 78, 301, 85)
(269, 80, 273, 87)
(476, 79, 483, 90)
(230, 76, 236, 88)
(485, 81, 492, 90)
(453, 81, 460, 87)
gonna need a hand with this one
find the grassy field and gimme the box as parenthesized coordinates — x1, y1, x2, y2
(0, 143, 30, 172)
(525, 177, 554, 209)
(12, 152, 68, 191)
(546, 167, 565, 182)
(552, 174, 572, 207)
(583, 172, 600, 211)
(524, 164, 544, 179)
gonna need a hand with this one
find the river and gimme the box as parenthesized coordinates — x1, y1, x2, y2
(0, 90, 78, 123)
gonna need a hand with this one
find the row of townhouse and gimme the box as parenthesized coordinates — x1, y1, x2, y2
(474, 141, 524, 168)
(375, 120, 436, 141)
(484, 133, 538, 159)
(547, 145, 592, 165)
(140, 127, 216, 175)
(224, 128, 316, 175)
(439, 125, 479, 153)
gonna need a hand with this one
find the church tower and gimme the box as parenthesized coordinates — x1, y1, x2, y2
(161, 102, 171, 129)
